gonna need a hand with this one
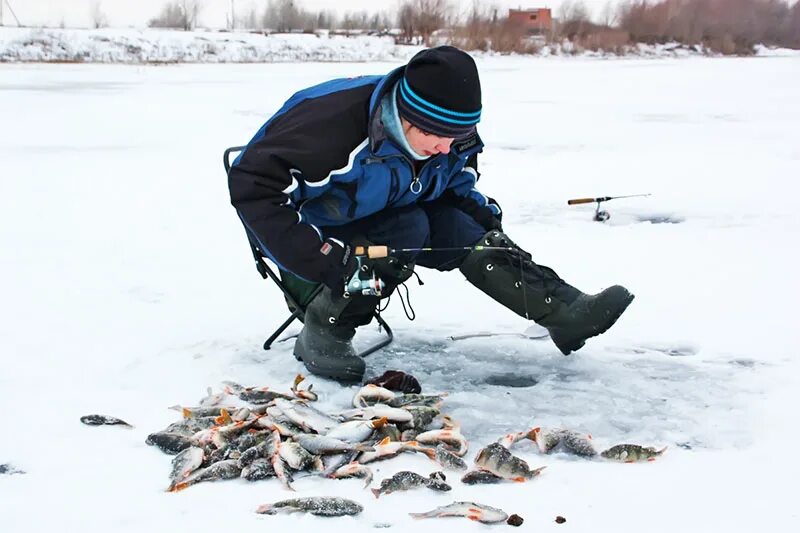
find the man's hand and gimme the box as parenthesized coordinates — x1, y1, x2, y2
(319, 238, 358, 295)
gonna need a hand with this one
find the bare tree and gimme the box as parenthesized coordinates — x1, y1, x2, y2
(148, 1, 203, 31)
(90, 1, 109, 29)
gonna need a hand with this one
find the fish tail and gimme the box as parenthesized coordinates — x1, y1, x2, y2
(371, 488, 381, 499)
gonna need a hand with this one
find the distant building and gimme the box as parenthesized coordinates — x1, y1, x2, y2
(508, 8, 553, 34)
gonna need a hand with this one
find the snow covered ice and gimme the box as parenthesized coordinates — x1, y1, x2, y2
(1, 54, 799, 532)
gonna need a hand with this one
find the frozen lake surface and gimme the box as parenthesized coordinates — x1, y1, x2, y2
(1, 56, 798, 532)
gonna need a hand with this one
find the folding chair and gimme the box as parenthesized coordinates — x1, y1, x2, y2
(224, 146, 394, 355)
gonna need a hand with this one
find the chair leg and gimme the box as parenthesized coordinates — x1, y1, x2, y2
(264, 311, 301, 350)
(356, 314, 394, 358)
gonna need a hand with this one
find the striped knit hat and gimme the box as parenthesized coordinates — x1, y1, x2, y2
(396, 46, 482, 139)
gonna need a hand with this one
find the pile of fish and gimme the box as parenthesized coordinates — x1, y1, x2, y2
(143, 378, 471, 493)
(82, 374, 667, 523)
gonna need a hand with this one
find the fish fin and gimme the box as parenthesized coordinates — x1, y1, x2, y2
(657, 446, 668, 455)
(371, 488, 381, 499)
(255, 504, 274, 515)
(355, 444, 376, 453)
(512, 476, 527, 482)
(181, 408, 192, 419)
(378, 436, 391, 446)
(647, 458, 656, 462)
(169, 482, 189, 492)
(371, 416, 389, 429)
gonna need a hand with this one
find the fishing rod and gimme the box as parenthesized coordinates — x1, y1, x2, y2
(567, 193, 651, 222)
(354, 245, 516, 259)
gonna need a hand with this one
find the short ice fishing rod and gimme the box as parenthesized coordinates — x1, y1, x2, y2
(567, 193, 651, 222)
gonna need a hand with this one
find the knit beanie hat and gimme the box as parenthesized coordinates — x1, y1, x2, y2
(396, 46, 482, 139)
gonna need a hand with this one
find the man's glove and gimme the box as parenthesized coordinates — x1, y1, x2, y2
(318, 238, 358, 295)
(472, 197, 503, 231)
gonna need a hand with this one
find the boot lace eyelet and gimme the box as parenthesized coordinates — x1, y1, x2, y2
(545, 297, 552, 304)
(515, 281, 521, 288)
(328, 317, 336, 324)
(486, 264, 494, 271)
(343, 292, 350, 299)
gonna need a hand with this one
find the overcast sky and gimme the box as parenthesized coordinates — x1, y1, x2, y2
(2, 1, 623, 29)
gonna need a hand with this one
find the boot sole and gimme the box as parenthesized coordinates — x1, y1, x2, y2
(552, 292, 635, 355)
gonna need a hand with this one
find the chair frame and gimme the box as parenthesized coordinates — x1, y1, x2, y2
(224, 145, 393, 354)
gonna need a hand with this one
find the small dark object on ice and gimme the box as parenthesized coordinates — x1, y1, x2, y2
(367, 370, 421, 394)
(507, 514, 524, 526)
(0, 463, 25, 475)
(80, 414, 132, 427)
(556, 516, 567, 524)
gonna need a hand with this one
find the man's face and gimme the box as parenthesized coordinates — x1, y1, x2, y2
(401, 118, 455, 157)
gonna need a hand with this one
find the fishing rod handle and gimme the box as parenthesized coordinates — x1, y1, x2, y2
(354, 245, 389, 259)
(567, 198, 597, 205)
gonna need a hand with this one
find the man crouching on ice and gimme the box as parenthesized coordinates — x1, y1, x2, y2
(228, 46, 634, 383)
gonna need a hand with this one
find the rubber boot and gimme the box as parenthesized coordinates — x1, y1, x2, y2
(460, 230, 634, 355)
(293, 286, 376, 383)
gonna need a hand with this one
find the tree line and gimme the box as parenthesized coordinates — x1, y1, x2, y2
(142, 0, 800, 54)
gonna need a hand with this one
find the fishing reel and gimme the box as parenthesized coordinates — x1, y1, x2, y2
(344, 255, 386, 297)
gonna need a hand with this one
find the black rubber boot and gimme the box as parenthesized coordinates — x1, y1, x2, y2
(293, 286, 376, 383)
(460, 230, 634, 355)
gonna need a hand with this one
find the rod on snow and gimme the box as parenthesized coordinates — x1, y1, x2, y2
(567, 193, 651, 222)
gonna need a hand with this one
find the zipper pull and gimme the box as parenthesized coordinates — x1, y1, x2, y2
(409, 177, 422, 194)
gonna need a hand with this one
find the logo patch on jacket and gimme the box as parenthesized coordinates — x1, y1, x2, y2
(320, 242, 332, 255)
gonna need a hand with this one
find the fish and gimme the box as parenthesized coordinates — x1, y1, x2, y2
(559, 430, 597, 457)
(386, 393, 447, 409)
(231, 407, 251, 422)
(402, 405, 440, 431)
(358, 437, 436, 464)
(278, 441, 323, 471)
(0, 464, 25, 475)
(434, 444, 468, 471)
(239, 387, 294, 405)
(326, 417, 388, 443)
(327, 461, 373, 488)
(410, 501, 509, 524)
(80, 414, 133, 427)
(168, 405, 236, 419)
(167, 447, 204, 491)
(341, 404, 413, 424)
(271, 454, 294, 491)
(497, 431, 529, 449)
(601, 444, 667, 462)
(146, 432, 196, 455)
(169, 459, 241, 492)
(322, 450, 359, 476)
(352, 384, 396, 407)
(290, 374, 318, 402)
(474, 443, 546, 482)
(256, 497, 363, 517)
(293, 434, 375, 455)
(241, 458, 276, 481)
(375, 423, 403, 442)
(415, 428, 469, 457)
(400, 429, 419, 442)
(274, 399, 340, 434)
(371, 471, 452, 498)
(199, 387, 228, 407)
(528, 427, 562, 453)
(237, 437, 278, 469)
(460, 470, 504, 485)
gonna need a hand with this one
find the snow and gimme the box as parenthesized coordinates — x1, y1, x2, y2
(3, 27, 798, 63)
(1, 55, 799, 532)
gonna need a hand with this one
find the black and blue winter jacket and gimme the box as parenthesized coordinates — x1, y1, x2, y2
(228, 66, 501, 285)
